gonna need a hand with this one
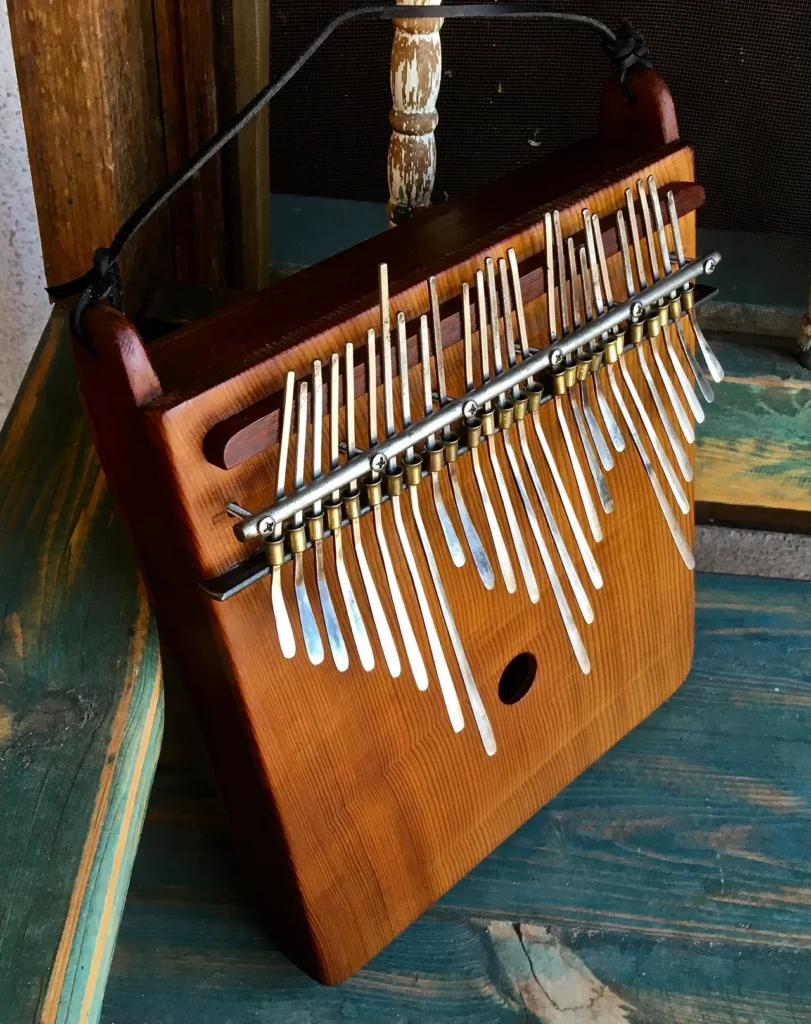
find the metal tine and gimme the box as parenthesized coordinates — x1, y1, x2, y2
(663, 192, 713, 405)
(571, 233, 616, 471)
(327, 354, 374, 671)
(507, 248, 602, 591)
(371, 276, 430, 691)
(391, 314, 465, 732)
(309, 362, 349, 671)
(428, 278, 495, 589)
(566, 233, 613, 514)
(419, 286, 465, 569)
(486, 255, 590, 673)
(476, 268, 539, 603)
(415, 316, 496, 754)
(498, 258, 594, 623)
(666, 188, 724, 388)
(616, 208, 695, 444)
(633, 185, 707, 422)
(344, 340, 401, 679)
(604, 352, 695, 569)
(549, 240, 603, 544)
(291, 381, 325, 665)
(269, 372, 296, 659)
(461, 282, 517, 593)
(585, 209, 690, 514)
(600, 207, 693, 483)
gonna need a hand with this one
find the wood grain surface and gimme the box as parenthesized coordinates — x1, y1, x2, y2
(0, 310, 163, 1024)
(100, 572, 811, 1022)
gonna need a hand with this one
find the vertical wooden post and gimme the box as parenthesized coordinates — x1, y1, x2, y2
(387, 0, 442, 226)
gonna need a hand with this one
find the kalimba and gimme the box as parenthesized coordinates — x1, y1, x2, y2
(75, 66, 723, 983)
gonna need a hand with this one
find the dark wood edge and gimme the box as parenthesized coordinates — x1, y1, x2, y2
(204, 181, 705, 470)
(696, 501, 811, 536)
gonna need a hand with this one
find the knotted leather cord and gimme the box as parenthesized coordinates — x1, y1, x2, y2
(45, 6, 651, 351)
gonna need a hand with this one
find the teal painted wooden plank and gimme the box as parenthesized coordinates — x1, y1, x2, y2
(0, 310, 163, 1024)
(100, 573, 811, 1022)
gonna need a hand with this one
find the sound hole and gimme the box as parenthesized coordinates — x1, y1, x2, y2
(498, 653, 537, 705)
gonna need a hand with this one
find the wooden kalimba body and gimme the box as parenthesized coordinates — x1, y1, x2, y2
(75, 68, 723, 984)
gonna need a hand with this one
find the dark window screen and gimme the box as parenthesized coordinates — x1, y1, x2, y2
(269, 0, 811, 237)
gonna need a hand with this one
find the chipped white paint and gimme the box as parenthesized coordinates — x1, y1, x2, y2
(487, 920, 634, 1023)
(387, 0, 442, 224)
(0, 0, 49, 426)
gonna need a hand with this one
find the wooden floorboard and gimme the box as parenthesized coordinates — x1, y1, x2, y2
(100, 573, 811, 1022)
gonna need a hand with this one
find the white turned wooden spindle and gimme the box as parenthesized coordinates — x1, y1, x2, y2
(387, 0, 443, 225)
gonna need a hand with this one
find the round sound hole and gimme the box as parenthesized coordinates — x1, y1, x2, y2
(498, 652, 537, 705)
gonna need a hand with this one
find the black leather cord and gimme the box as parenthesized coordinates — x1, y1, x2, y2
(47, 4, 650, 352)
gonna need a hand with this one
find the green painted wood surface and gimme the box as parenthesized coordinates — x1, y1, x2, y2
(0, 309, 163, 1024)
(100, 573, 811, 1022)
(696, 334, 811, 516)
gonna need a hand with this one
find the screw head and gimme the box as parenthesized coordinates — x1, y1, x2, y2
(463, 399, 478, 419)
(371, 452, 387, 473)
(258, 516, 274, 537)
(631, 300, 645, 320)
(549, 347, 564, 370)
(704, 257, 717, 275)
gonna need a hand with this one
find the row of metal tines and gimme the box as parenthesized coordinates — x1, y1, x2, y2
(229, 173, 723, 756)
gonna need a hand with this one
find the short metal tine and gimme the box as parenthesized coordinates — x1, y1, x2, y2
(415, 315, 495, 751)
(606, 360, 695, 569)
(589, 213, 626, 453)
(667, 189, 724, 387)
(344, 341, 401, 678)
(617, 209, 695, 444)
(292, 381, 324, 665)
(372, 268, 429, 691)
(603, 210, 692, 482)
(463, 282, 516, 592)
(269, 371, 296, 659)
(499, 258, 593, 624)
(491, 253, 589, 670)
(508, 247, 601, 589)
(388, 313, 464, 726)
(478, 266, 539, 602)
(310, 360, 349, 671)
(430, 276, 493, 587)
(328, 353, 374, 671)
(573, 240, 615, 470)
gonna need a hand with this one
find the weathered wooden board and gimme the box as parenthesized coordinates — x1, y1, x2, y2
(100, 572, 811, 1021)
(696, 334, 811, 518)
(0, 309, 163, 1024)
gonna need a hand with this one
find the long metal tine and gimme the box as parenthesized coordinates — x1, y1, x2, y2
(387, 313, 464, 730)
(488, 255, 590, 672)
(291, 381, 325, 665)
(572, 238, 616, 470)
(569, 240, 613, 514)
(310, 361, 349, 670)
(581, 217, 626, 450)
(344, 341, 401, 678)
(372, 273, 429, 691)
(600, 206, 693, 483)
(553, 210, 571, 336)
(509, 250, 602, 590)
(476, 268, 539, 602)
(616, 209, 695, 444)
(328, 354, 374, 671)
(499, 257, 594, 624)
(462, 282, 516, 593)
(666, 189, 723, 389)
(429, 277, 494, 588)
(628, 189, 706, 420)
(269, 372, 296, 659)
(605, 359, 695, 569)
(414, 315, 496, 753)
